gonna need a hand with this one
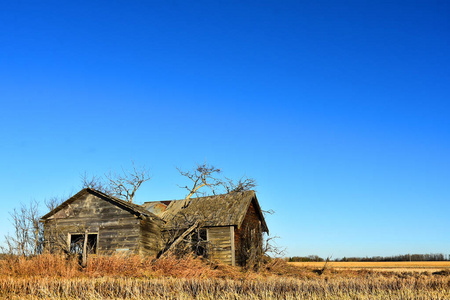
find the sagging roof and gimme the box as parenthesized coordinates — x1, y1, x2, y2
(142, 190, 268, 233)
(40, 188, 162, 222)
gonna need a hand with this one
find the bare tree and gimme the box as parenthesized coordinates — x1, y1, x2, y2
(27, 200, 43, 255)
(1, 200, 42, 256)
(44, 196, 65, 212)
(177, 162, 257, 199)
(158, 162, 222, 258)
(177, 162, 222, 199)
(158, 206, 210, 259)
(0, 194, 72, 257)
(82, 162, 151, 203)
(42, 221, 70, 254)
(81, 173, 112, 195)
(262, 235, 285, 259)
(4, 206, 30, 256)
(105, 162, 151, 203)
(158, 163, 259, 260)
(222, 176, 257, 193)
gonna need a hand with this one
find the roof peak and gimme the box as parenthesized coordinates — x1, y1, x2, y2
(41, 188, 162, 221)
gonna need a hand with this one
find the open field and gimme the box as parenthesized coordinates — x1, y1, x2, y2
(0, 255, 449, 299)
(289, 261, 450, 273)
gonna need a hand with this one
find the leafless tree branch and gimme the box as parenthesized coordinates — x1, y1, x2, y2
(177, 162, 222, 200)
(81, 162, 151, 203)
(44, 196, 65, 212)
(263, 235, 286, 258)
(81, 172, 112, 195)
(1, 201, 43, 256)
(105, 162, 151, 203)
(222, 176, 257, 193)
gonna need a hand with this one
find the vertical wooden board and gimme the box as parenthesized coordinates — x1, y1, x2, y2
(207, 226, 232, 265)
(230, 226, 235, 266)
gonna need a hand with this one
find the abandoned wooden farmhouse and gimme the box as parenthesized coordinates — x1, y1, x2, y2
(40, 188, 268, 266)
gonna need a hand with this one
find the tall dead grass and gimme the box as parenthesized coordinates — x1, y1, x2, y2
(0, 275, 449, 299)
(0, 253, 244, 279)
(0, 254, 80, 278)
(0, 254, 449, 299)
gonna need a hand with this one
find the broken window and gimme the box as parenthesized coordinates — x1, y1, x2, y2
(69, 233, 98, 255)
(191, 228, 208, 257)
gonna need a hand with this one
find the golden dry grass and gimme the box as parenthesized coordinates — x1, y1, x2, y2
(289, 261, 450, 273)
(0, 255, 449, 299)
(1, 275, 449, 299)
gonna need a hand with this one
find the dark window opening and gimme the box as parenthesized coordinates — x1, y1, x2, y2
(70, 233, 98, 255)
(191, 229, 208, 257)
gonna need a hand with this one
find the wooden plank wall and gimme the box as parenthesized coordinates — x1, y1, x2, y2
(44, 194, 142, 255)
(208, 226, 234, 265)
(139, 217, 162, 256)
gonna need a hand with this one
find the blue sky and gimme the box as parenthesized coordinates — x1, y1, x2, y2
(0, 1, 449, 258)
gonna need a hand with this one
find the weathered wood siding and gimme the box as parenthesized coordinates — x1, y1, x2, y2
(208, 226, 234, 265)
(234, 200, 263, 266)
(139, 216, 162, 256)
(43, 194, 145, 255)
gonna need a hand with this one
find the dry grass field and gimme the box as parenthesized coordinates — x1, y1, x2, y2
(0, 255, 449, 299)
(2, 275, 450, 300)
(289, 261, 450, 273)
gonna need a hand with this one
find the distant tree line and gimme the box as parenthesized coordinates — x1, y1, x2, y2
(336, 253, 449, 262)
(288, 253, 449, 262)
(288, 255, 325, 262)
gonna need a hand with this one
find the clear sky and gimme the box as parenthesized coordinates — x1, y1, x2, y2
(0, 1, 449, 258)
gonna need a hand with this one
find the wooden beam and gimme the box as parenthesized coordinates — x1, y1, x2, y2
(230, 226, 235, 266)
